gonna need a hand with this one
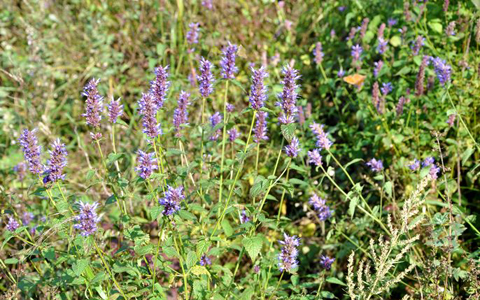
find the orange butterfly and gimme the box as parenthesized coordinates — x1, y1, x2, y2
(343, 74, 366, 87)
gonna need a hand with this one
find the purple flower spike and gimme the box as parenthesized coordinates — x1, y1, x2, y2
(351, 44, 363, 62)
(254, 111, 269, 143)
(307, 149, 322, 167)
(202, 0, 213, 10)
(19, 128, 43, 174)
(108, 97, 123, 124)
(278, 233, 300, 273)
(220, 42, 239, 80)
(46, 139, 68, 183)
(227, 128, 240, 142)
(6, 216, 20, 232)
(337, 69, 345, 78)
(447, 114, 456, 126)
(138, 93, 162, 139)
(430, 57, 452, 86)
(198, 58, 215, 98)
(82, 78, 103, 128)
(200, 254, 212, 266)
(209, 112, 222, 141)
(277, 66, 300, 124)
(309, 193, 332, 221)
(422, 157, 435, 167)
(285, 137, 301, 158)
(310, 123, 333, 150)
(135, 150, 158, 180)
(249, 67, 269, 110)
(186, 23, 200, 52)
(150, 65, 170, 109)
(320, 255, 335, 270)
(313, 42, 324, 65)
(14, 162, 27, 182)
(74, 201, 100, 236)
(408, 159, 420, 171)
(374, 61, 383, 78)
(159, 185, 184, 216)
(377, 38, 388, 54)
(366, 158, 383, 172)
(173, 91, 190, 136)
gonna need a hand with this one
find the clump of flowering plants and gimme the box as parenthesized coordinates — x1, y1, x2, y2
(1, 0, 479, 299)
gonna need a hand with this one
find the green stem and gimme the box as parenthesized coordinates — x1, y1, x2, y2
(152, 139, 167, 193)
(267, 271, 284, 300)
(218, 80, 230, 210)
(94, 240, 127, 299)
(152, 219, 166, 293)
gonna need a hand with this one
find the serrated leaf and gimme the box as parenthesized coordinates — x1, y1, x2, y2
(196, 240, 212, 258)
(190, 265, 210, 276)
(242, 236, 262, 260)
(73, 259, 89, 276)
(281, 124, 296, 142)
(221, 219, 233, 236)
(348, 196, 359, 217)
(186, 251, 197, 269)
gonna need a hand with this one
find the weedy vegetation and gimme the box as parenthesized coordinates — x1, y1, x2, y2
(1, 0, 479, 299)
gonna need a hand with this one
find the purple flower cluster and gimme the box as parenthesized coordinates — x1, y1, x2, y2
(220, 42, 238, 79)
(209, 112, 222, 141)
(108, 98, 123, 124)
(447, 114, 456, 126)
(226, 103, 235, 112)
(138, 93, 162, 139)
(381, 82, 393, 95)
(74, 202, 100, 236)
(6, 216, 19, 232)
(254, 111, 269, 143)
(173, 91, 190, 136)
(198, 58, 215, 98)
(202, 0, 213, 10)
(388, 18, 398, 27)
(278, 233, 300, 273)
(200, 254, 212, 266)
(159, 185, 184, 216)
(277, 66, 300, 124)
(285, 137, 301, 158)
(22, 212, 34, 225)
(135, 150, 158, 179)
(240, 209, 250, 223)
(309, 193, 332, 221)
(366, 158, 383, 172)
(310, 123, 333, 150)
(320, 255, 335, 270)
(249, 67, 268, 110)
(415, 56, 428, 97)
(82, 78, 103, 128)
(313, 42, 324, 65)
(411, 36, 425, 56)
(46, 139, 68, 183)
(422, 157, 435, 167)
(408, 159, 420, 171)
(19, 128, 43, 174)
(430, 57, 452, 86)
(307, 149, 322, 167)
(150, 65, 170, 108)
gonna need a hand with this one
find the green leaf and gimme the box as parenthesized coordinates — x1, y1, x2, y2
(389, 36, 401, 47)
(384, 181, 393, 198)
(326, 277, 347, 286)
(221, 219, 233, 237)
(5, 258, 18, 264)
(281, 124, 296, 142)
(73, 259, 89, 276)
(179, 210, 197, 221)
(196, 240, 212, 258)
(239, 287, 255, 300)
(321, 291, 335, 299)
(186, 251, 197, 269)
(250, 176, 267, 198)
(242, 236, 263, 260)
(348, 196, 359, 217)
(428, 21, 443, 34)
(190, 265, 210, 277)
